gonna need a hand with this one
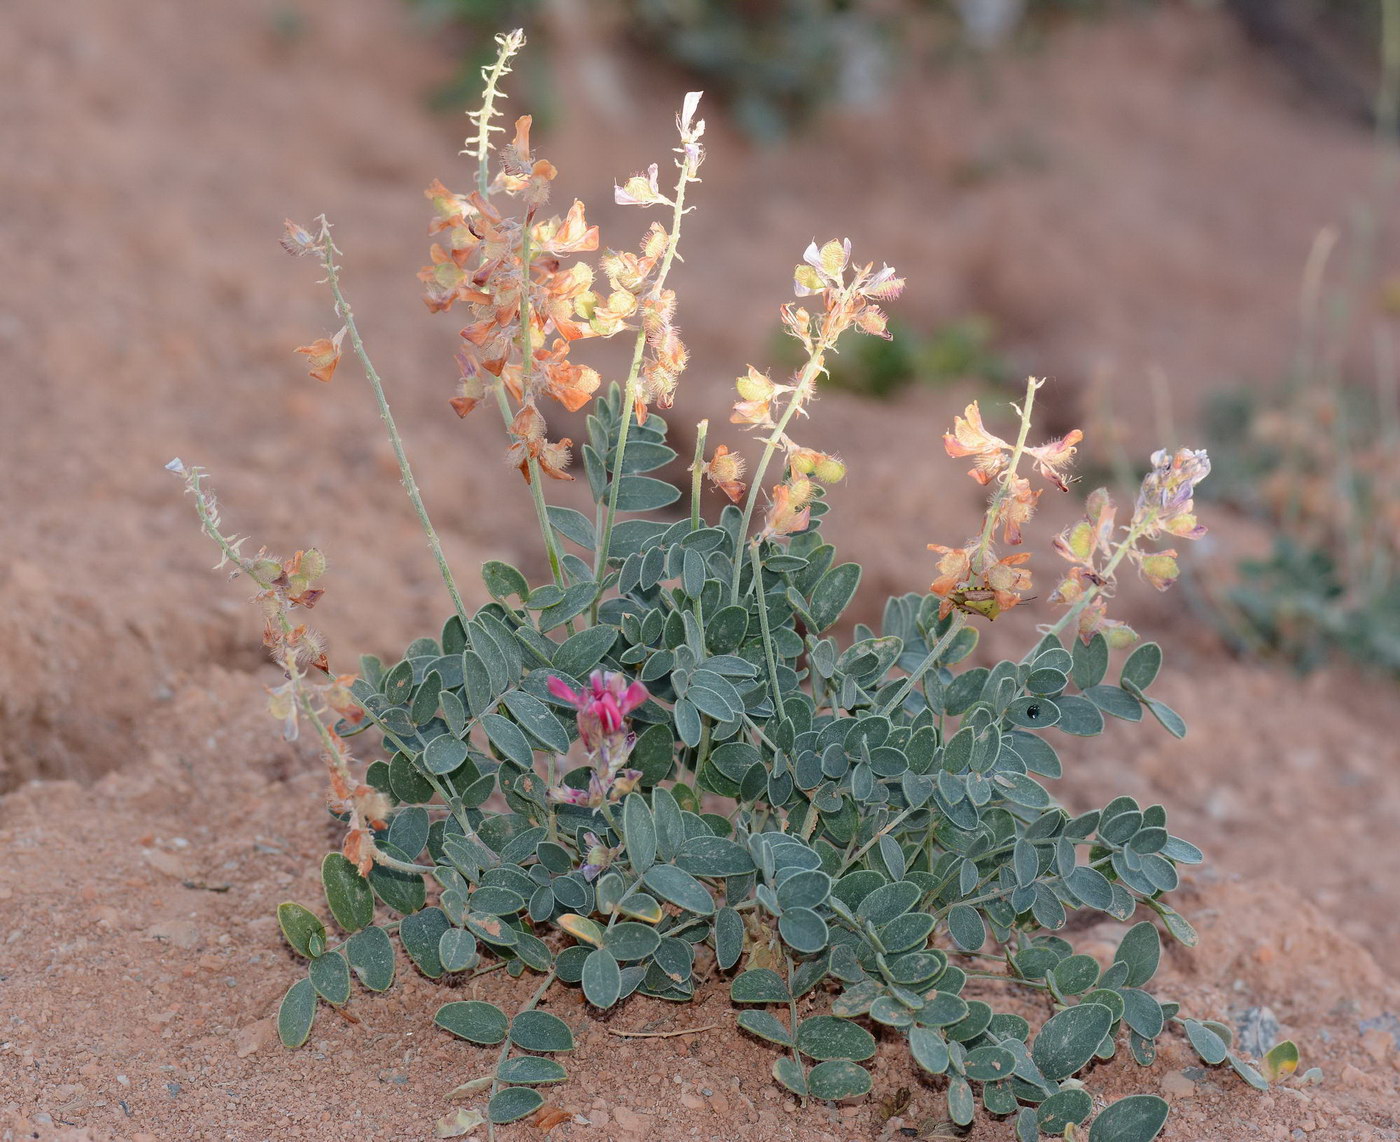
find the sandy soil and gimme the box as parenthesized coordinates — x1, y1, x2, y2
(3, 0, 1400, 1138)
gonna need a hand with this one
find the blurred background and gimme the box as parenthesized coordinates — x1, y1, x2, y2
(3, 0, 1399, 967)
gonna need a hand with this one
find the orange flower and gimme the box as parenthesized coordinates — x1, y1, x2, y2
(761, 482, 811, 538)
(943, 401, 1013, 485)
(1025, 429, 1084, 492)
(705, 445, 747, 503)
(294, 328, 346, 383)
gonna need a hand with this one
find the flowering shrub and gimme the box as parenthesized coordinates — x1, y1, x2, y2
(174, 31, 1270, 1141)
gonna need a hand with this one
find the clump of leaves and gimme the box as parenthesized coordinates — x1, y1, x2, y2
(176, 30, 1267, 1142)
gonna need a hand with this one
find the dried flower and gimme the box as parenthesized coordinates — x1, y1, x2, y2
(705, 444, 747, 503)
(294, 328, 346, 383)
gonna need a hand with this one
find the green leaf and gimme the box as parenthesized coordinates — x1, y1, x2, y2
(1183, 1019, 1229, 1065)
(674, 835, 755, 876)
(501, 690, 570, 753)
(796, 1016, 877, 1062)
(547, 505, 597, 550)
(321, 854, 374, 933)
(622, 793, 657, 874)
(965, 1044, 1017, 1081)
(346, 925, 395, 991)
(582, 947, 623, 1009)
(807, 1060, 871, 1101)
(1114, 922, 1162, 988)
(497, 1056, 568, 1085)
(400, 907, 451, 979)
(947, 1075, 975, 1126)
(1038, 1088, 1093, 1132)
(738, 1010, 793, 1046)
(643, 864, 715, 915)
(482, 712, 535, 768)
(946, 904, 986, 952)
(909, 1027, 950, 1074)
(614, 475, 681, 512)
(423, 733, 469, 776)
(510, 1010, 575, 1052)
(1228, 1051, 1270, 1091)
(1050, 954, 1100, 996)
(1084, 684, 1143, 722)
(772, 1056, 808, 1097)
(603, 922, 661, 962)
(809, 563, 861, 631)
(731, 968, 789, 1003)
(1071, 632, 1108, 689)
(1262, 1039, 1299, 1083)
(1032, 1003, 1115, 1081)
(438, 928, 478, 973)
(481, 560, 529, 601)
(1087, 1094, 1169, 1142)
(488, 1087, 544, 1124)
(1119, 988, 1165, 1039)
(715, 907, 744, 970)
(778, 908, 829, 954)
(855, 880, 920, 925)
(1120, 643, 1162, 692)
(277, 902, 326, 958)
(552, 626, 618, 678)
(277, 978, 317, 1049)
(381, 659, 414, 705)
(1140, 693, 1187, 739)
(435, 1000, 508, 1045)
(308, 949, 351, 1005)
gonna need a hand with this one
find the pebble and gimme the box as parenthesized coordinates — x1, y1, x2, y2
(146, 920, 200, 949)
(1161, 1070, 1198, 1099)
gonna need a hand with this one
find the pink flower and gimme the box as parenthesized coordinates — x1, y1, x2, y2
(547, 671, 648, 753)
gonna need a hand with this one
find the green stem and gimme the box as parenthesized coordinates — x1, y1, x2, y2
(972, 376, 1041, 573)
(318, 229, 469, 627)
(690, 419, 709, 531)
(1044, 514, 1153, 640)
(750, 543, 786, 723)
(486, 968, 556, 1142)
(595, 164, 695, 583)
(877, 611, 968, 716)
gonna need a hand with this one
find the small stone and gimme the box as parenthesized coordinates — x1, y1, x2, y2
(1234, 1006, 1281, 1059)
(1361, 1029, 1393, 1063)
(142, 849, 188, 879)
(166, 1082, 182, 1096)
(680, 1091, 704, 1110)
(146, 920, 200, 949)
(1161, 1070, 1197, 1099)
(235, 1018, 276, 1059)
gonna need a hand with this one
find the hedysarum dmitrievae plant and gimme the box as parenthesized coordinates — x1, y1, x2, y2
(173, 29, 1274, 1142)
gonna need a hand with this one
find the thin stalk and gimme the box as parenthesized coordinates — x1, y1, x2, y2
(877, 611, 968, 716)
(690, 419, 709, 531)
(595, 165, 696, 583)
(728, 321, 844, 604)
(1044, 515, 1152, 640)
(972, 376, 1041, 572)
(490, 221, 566, 587)
(750, 543, 786, 722)
(317, 227, 469, 626)
(486, 968, 556, 1142)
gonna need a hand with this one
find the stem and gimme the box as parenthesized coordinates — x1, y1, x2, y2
(972, 377, 1041, 573)
(317, 227, 469, 627)
(595, 164, 696, 582)
(690, 419, 709, 531)
(486, 968, 556, 1142)
(750, 543, 786, 722)
(877, 611, 968, 716)
(1044, 514, 1153, 640)
(490, 221, 566, 587)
